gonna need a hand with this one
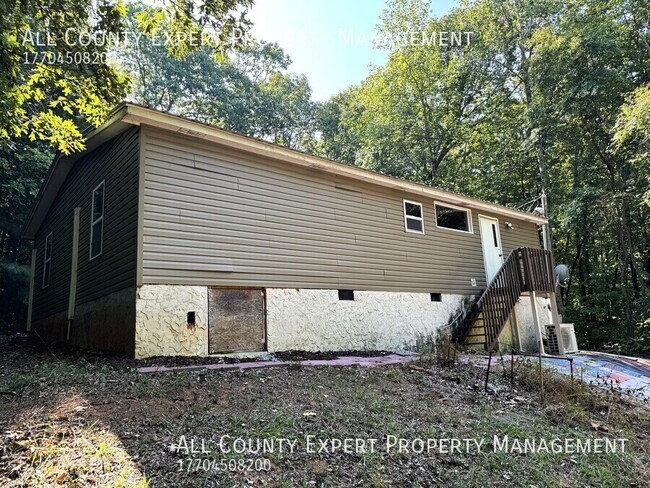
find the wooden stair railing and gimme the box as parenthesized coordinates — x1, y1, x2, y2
(455, 247, 555, 352)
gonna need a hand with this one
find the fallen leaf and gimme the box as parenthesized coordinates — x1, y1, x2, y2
(590, 421, 610, 432)
(430, 391, 445, 401)
(409, 366, 429, 373)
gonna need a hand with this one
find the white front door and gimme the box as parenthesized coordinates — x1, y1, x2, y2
(479, 215, 503, 284)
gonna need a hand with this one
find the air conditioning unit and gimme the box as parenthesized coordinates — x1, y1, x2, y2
(544, 324, 560, 355)
(559, 323, 579, 353)
(544, 323, 579, 355)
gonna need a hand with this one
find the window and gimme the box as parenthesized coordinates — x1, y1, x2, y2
(338, 289, 355, 301)
(403, 200, 424, 234)
(90, 181, 105, 260)
(430, 293, 442, 302)
(42, 232, 53, 288)
(434, 203, 472, 233)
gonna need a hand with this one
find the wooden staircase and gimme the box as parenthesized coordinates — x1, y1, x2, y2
(453, 247, 556, 352)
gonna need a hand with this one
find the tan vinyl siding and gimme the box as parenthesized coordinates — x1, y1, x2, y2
(141, 128, 541, 294)
(32, 127, 140, 320)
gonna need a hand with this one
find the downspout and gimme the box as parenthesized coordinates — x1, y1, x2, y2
(67, 207, 80, 340)
(26, 246, 36, 332)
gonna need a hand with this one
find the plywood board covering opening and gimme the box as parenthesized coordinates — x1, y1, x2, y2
(208, 288, 266, 353)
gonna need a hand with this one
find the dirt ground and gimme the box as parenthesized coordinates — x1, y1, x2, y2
(1, 335, 650, 487)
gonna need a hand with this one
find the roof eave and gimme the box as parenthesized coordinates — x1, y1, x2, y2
(123, 104, 548, 226)
(21, 102, 547, 242)
(21, 105, 133, 240)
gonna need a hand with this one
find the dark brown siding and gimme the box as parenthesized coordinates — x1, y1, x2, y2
(32, 127, 139, 322)
(141, 128, 542, 294)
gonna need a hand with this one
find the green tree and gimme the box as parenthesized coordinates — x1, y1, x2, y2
(320, 0, 505, 184)
(0, 141, 51, 332)
(255, 72, 315, 150)
(123, 23, 259, 133)
(315, 88, 364, 164)
(123, 5, 316, 151)
(317, 0, 649, 354)
(0, 141, 51, 262)
(0, 0, 253, 154)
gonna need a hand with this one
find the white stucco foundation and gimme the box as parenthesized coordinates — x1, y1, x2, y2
(132, 285, 557, 358)
(135, 285, 208, 359)
(134, 285, 475, 357)
(266, 289, 465, 352)
(513, 294, 553, 352)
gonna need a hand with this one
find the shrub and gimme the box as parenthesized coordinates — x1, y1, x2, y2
(0, 260, 30, 333)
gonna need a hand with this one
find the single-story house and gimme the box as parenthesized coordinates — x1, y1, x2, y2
(22, 103, 557, 359)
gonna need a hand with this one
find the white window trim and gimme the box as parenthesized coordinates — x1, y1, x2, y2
(90, 180, 105, 261)
(434, 201, 474, 234)
(42, 232, 53, 289)
(403, 199, 425, 234)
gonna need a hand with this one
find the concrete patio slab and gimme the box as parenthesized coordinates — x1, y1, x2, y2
(137, 352, 419, 374)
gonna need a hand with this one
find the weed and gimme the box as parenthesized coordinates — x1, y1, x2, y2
(371, 471, 388, 488)
(385, 366, 401, 381)
(96, 441, 114, 472)
(111, 467, 150, 488)
(5, 372, 37, 390)
(478, 400, 492, 416)
(1, 359, 90, 392)
(133, 376, 154, 398)
(287, 361, 302, 371)
(163, 371, 190, 394)
(514, 357, 611, 418)
(34, 360, 89, 380)
(256, 410, 296, 437)
(366, 393, 393, 412)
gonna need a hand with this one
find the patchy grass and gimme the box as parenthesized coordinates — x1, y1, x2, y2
(513, 357, 650, 433)
(2, 394, 149, 487)
(1, 336, 649, 487)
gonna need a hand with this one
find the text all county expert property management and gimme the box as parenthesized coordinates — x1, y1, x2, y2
(170, 435, 627, 456)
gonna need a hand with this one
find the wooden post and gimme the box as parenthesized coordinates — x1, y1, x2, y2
(530, 291, 545, 355)
(510, 311, 522, 352)
(538, 340, 545, 405)
(510, 350, 515, 390)
(500, 349, 508, 378)
(549, 291, 564, 355)
(26, 247, 36, 332)
(67, 207, 80, 341)
(485, 349, 493, 393)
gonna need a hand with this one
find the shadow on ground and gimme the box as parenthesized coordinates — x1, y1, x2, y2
(2, 334, 650, 487)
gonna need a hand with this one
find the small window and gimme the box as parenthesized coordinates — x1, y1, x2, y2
(338, 289, 355, 301)
(403, 200, 424, 234)
(435, 203, 472, 233)
(42, 232, 53, 288)
(430, 293, 442, 302)
(90, 181, 105, 260)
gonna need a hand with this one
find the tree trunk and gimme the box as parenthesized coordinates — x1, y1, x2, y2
(0, 229, 6, 258)
(518, 43, 555, 253)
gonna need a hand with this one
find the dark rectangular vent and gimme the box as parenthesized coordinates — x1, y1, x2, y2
(338, 290, 355, 301)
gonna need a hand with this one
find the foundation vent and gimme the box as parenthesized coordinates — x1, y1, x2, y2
(338, 290, 355, 301)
